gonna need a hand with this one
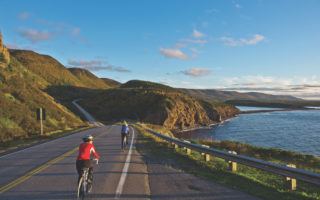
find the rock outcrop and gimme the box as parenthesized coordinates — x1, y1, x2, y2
(0, 32, 10, 68)
(80, 80, 239, 131)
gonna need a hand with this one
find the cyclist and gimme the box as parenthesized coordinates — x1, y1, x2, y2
(121, 121, 129, 149)
(76, 135, 100, 192)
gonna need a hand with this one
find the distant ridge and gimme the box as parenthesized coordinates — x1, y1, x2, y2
(68, 67, 114, 89)
(101, 78, 121, 88)
(180, 88, 301, 102)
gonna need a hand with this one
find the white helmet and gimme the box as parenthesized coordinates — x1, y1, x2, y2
(82, 135, 93, 142)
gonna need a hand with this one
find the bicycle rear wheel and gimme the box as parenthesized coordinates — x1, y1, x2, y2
(77, 176, 84, 199)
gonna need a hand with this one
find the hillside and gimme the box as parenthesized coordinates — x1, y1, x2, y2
(101, 78, 121, 88)
(9, 50, 83, 87)
(80, 80, 239, 130)
(68, 67, 112, 89)
(1, 34, 122, 142)
(0, 55, 85, 142)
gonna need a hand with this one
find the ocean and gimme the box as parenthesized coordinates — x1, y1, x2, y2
(179, 106, 320, 156)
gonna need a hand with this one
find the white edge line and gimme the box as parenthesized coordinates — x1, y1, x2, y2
(114, 126, 135, 199)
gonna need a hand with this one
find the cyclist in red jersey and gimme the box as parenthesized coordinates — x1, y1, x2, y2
(76, 135, 100, 191)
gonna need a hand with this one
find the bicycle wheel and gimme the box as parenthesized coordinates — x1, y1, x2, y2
(123, 136, 127, 149)
(77, 176, 84, 199)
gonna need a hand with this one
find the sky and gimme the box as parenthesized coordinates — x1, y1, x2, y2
(1, 0, 320, 99)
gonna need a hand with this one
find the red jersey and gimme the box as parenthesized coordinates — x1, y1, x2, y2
(77, 142, 100, 160)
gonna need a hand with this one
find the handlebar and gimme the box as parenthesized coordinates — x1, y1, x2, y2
(93, 158, 99, 165)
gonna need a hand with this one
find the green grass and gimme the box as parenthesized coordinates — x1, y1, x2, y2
(135, 125, 320, 200)
(196, 140, 320, 173)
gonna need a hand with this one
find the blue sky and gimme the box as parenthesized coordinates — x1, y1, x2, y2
(1, 0, 320, 99)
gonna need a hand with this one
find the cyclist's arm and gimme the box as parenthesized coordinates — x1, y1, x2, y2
(90, 146, 100, 159)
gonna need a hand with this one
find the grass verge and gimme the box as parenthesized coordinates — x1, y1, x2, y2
(0, 126, 91, 155)
(134, 124, 320, 200)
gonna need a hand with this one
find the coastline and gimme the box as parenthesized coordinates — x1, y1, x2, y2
(177, 107, 319, 134)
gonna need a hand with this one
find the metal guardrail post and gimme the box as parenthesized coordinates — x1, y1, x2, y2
(184, 140, 192, 155)
(201, 145, 211, 162)
(227, 151, 238, 172)
(286, 164, 297, 190)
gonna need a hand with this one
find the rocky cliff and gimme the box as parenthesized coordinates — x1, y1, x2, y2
(0, 32, 10, 68)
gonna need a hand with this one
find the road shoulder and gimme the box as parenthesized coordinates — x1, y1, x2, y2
(135, 127, 260, 200)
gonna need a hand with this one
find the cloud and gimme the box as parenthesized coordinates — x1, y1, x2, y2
(234, 3, 242, 9)
(192, 29, 205, 38)
(220, 75, 320, 100)
(160, 29, 207, 60)
(67, 59, 130, 72)
(180, 38, 208, 44)
(18, 28, 54, 43)
(160, 48, 188, 60)
(16, 14, 88, 45)
(71, 27, 81, 36)
(181, 68, 212, 77)
(221, 34, 265, 46)
(18, 12, 31, 20)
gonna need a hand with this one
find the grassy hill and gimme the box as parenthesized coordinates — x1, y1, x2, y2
(101, 78, 121, 88)
(68, 67, 112, 89)
(80, 80, 239, 130)
(0, 55, 85, 142)
(1, 47, 120, 143)
(10, 50, 83, 87)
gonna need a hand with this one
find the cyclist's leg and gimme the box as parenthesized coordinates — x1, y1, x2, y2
(126, 134, 129, 145)
(121, 133, 125, 149)
(76, 160, 84, 184)
(85, 160, 93, 192)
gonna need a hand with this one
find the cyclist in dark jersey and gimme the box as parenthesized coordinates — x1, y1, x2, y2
(76, 135, 100, 192)
(121, 121, 129, 149)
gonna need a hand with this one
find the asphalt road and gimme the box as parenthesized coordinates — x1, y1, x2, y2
(0, 125, 150, 200)
(0, 101, 260, 200)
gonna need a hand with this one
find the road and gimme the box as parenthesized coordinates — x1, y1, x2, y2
(0, 101, 260, 200)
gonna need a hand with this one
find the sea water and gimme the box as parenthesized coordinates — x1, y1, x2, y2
(180, 107, 320, 156)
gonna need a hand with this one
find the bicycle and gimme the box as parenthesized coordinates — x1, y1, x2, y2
(77, 159, 98, 199)
(121, 134, 127, 150)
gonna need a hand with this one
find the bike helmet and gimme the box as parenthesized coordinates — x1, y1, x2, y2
(82, 135, 93, 142)
(123, 120, 128, 126)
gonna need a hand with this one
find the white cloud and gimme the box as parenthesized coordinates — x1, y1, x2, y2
(160, 48, 188, 60)
(18, 12, 31, 20)
(181, 67, 212, 77)
(160, 29, 207, 60)
(221, 34, 265, 46)
(192, 29, 205, 38)
(18, 28, 54, 43)
(220, 75, 320, 100)
(71, 27, 81, 36)
(235, 3, 242, 9)
(180, 38, 208, 44)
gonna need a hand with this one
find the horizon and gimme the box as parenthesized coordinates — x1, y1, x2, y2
(1, 0, 320, 99)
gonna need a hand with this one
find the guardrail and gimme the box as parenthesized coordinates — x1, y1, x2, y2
(137, 125, 320, 190)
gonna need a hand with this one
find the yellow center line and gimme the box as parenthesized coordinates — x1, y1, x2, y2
(0, 147, 78, 194)
(0, 125, 112, 194)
